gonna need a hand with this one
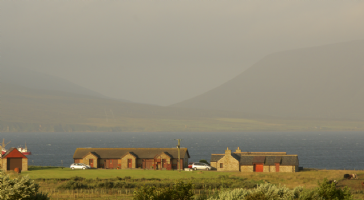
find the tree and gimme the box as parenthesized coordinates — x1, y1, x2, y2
(199, 160, 209, 165)
(0, 171, 49, 200)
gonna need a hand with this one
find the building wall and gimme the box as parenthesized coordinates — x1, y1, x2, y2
(184, 152, 189, 168)
(240, 165, 254, 172)
(269, 165, 276, 172)
(22, 158, 28, 172)
(82, 154, 98, 168)
(263, 166, 270, 172)
(121, 154, 136, 169)
(217, 149, 240, 172)
(1, 158, 6, 171)
(279, 166, 295, 172)
(210, 162, 217, 170)
(137, 158, 143, 168)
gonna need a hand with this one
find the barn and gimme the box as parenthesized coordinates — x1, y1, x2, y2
(210, 147, 299, 172)
(73, 148, 190, 170)
(0, 147, 28, 172)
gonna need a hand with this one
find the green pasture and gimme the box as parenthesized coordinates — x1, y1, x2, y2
(21, 167, 233, 180)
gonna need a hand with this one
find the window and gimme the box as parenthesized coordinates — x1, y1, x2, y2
(220, 163, 223, 168)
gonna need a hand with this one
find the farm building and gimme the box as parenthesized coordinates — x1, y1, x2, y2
(0, 147, 28, 172)
(210, 147, 299, 172)
(73, 148, 190, 170)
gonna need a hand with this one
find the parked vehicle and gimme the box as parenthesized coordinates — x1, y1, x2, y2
(70, 163, 91, 170)
(188, 162, 194, 168)
(192, 162, 211, 170)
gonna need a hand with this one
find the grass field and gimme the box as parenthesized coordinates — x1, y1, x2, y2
(21, 166, 233, 179)
(8, 167, 364, 199)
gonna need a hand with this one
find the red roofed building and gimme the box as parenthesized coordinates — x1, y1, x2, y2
(0, 147, 28, 172)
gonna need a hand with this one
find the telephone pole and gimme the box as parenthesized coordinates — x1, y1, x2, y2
(175, 139, 182, 170)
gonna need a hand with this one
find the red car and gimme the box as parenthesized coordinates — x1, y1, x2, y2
(188, 162, 194, 168)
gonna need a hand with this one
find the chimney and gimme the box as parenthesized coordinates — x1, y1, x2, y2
(225, 147, 231, 156)
(235, 147, 241, 153)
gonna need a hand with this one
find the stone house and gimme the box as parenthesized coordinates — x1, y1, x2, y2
(0, 147, 28, 172)
(210, 147, 299, 172)
(73, 148, 190, 170)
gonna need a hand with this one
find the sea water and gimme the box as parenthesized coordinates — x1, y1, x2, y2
(1, 132, 363, 170)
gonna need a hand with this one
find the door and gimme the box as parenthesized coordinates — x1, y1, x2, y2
(275, 163, 280, 172)
(89, 159, 94, 168)
(162, 159, 166, 168)
(145, 159, 153, 169)
(109, 159, 113, 168)
(128, 159, 132, 168)
(254, 164, 263, 172)
(7, 158, 22, 171)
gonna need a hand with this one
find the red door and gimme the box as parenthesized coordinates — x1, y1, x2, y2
(128, 159, 132, 168)
(89, 159, 94, 168)
(254, 164, 263, 172)
(275, 163, 280, 172)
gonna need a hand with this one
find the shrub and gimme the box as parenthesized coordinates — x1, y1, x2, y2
(133, 180, 194, 200)
(206, 179, 353, 200)
(0, 171, 50, 200)
(57, 180, 88, 190)
(314, 178, 352, 200)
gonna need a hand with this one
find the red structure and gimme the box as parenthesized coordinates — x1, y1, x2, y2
(1, 147, 28, 172)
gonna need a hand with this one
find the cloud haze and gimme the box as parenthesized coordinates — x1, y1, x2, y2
(1, 0, 364, 105)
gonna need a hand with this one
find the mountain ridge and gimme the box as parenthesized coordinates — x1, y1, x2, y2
(172, 40, 364, 120)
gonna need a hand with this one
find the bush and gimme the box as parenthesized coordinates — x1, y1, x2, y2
(57, 180, 88, 190)
(133, 180, 194, 200)
(206, 179, 353, 200)
(0, 171, 50, 200)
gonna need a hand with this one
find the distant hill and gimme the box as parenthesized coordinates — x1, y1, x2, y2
(0, 82, 277, 132)
(173, 40, 364, 120)
(0, 66, 107, 98)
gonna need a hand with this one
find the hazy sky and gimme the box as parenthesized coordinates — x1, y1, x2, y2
(2, 0, 364, 105)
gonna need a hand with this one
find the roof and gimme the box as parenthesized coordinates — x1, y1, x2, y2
(252, 156, 266, 163)
(235, 152, 287, 155)
(210, 154, 224, 162)
(240, 155, 298, 166)
(211, 153, 298, 166)
(73, 148, 190, 159)
(3, 147, 27, 159)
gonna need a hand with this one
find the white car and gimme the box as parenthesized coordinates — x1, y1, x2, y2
(70, 163, 91, 170)
(192, 162, 211, 170)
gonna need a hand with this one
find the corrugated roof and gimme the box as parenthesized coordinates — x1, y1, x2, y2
(73, 148, 189, 159)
